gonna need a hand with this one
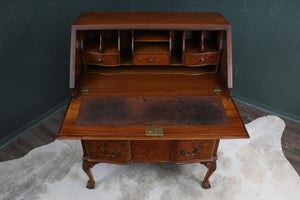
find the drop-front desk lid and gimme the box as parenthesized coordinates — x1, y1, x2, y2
(57, 73, 249, 140)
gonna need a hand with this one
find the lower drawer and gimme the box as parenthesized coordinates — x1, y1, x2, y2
(170, 140, 216, 163)
(82, 140, 217, 164)
(132, 141, 170, 162)
(83, 140, 131, 163)
(184, 52, 220, 66)
(83, 53, 120, 66)
(133, 53, 169, 65)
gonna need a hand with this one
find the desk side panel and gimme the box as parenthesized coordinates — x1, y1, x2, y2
(219, 27, 233, 90)
(70, 29, 83, 90)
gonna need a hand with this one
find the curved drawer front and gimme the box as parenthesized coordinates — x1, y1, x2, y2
(84, 140, 131, 163)
(184, 53, 220, 66)
(83, 53, 120, 66)
(133, 54, 169, 65)
(83, 140, 217, 164)
(132, 141, 170, 162)
(170, 140, 216, 164)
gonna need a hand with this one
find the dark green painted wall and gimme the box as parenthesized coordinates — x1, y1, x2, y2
(1, 0, 299, 146)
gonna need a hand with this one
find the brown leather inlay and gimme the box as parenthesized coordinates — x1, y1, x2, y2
(75, 96, 230, 127)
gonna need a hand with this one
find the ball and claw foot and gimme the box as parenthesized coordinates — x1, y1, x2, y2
(83, 160, 96, 189)
(200, 160, 216, 189)
(87, 180, 95, 189)
(201, 180, 211, 189)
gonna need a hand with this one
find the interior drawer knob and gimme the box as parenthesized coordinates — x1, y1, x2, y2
(98, 58, 102, 62)
(200, 58, 205, 62)
(149, 59, 153, 63)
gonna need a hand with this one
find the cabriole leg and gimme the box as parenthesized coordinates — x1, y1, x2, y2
(82, 160, 96, 189)
(200, 160, 216, 189)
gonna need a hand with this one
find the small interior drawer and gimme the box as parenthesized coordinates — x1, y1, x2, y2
(184, 53, 220, 66)
(133, 54, 169, 65)
(170, 140, 216, 163)
(83, 53, 120, 66)
(84, 140, 131, 162)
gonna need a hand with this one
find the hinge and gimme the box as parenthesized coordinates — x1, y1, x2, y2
(81, 88, 89, 94)
(226, 88, 232, 99)
(213, 88, 222, 94)
(70, 88, 77, 101)
(71, 94, 77, 101)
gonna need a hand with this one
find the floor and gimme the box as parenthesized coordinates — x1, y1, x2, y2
(0, 101, 299, 176)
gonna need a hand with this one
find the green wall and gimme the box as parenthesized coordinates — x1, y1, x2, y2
(1, 0, 299, 147)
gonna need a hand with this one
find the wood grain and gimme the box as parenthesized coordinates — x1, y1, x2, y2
(133, 54, 169, 65)
(170, 140, 217, 163)
(83, 140, 131, 163)
(132, 141, 170, 162)
(83, 53, 120, 66)
(184, 52, 220, 66)
(72, 12, 230, 29)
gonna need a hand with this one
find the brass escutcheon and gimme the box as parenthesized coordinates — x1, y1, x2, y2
(146, 127, 163, 137)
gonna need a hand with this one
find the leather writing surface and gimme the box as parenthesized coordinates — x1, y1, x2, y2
(75, 96, 230, 127)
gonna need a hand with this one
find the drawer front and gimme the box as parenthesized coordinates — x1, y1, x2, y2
(83, 53, 120, 66)
(84, 140, 131, 163)
(171, 140, 216, 163)
(133, 54, 169, 65)
(132, 141, 170, 162)
(184, 53, 220, 66)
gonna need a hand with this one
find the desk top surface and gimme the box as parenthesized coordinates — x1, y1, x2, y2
(72, 12, 230, 29)
(76, 96, 230, 127)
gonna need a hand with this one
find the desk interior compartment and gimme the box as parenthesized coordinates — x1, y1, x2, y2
(134, 30, 170, 42)
(183, 30, 222, 68)
(184, 30, 221, 53)
(133, 30, 171, 65)
(120, 30, 133, 65)
(82, 30, 120, 67)
(170, 31, 184, 65)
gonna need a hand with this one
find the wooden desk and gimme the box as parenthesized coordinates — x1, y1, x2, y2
(57, 12, 249, 189)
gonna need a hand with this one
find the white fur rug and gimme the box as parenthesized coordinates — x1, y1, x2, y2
(0, 115, 300, 200)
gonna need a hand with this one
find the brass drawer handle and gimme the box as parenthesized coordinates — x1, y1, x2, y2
(101, 149, 120, 158)
(181, 148, 199, 156)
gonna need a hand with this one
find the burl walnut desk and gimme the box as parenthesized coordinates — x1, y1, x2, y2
(57, 12, 249, 189)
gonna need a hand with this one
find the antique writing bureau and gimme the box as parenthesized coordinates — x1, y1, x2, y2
(57, 12, 249, 189)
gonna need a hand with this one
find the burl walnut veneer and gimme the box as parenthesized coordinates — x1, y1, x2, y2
(57, 12, 249, 189)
